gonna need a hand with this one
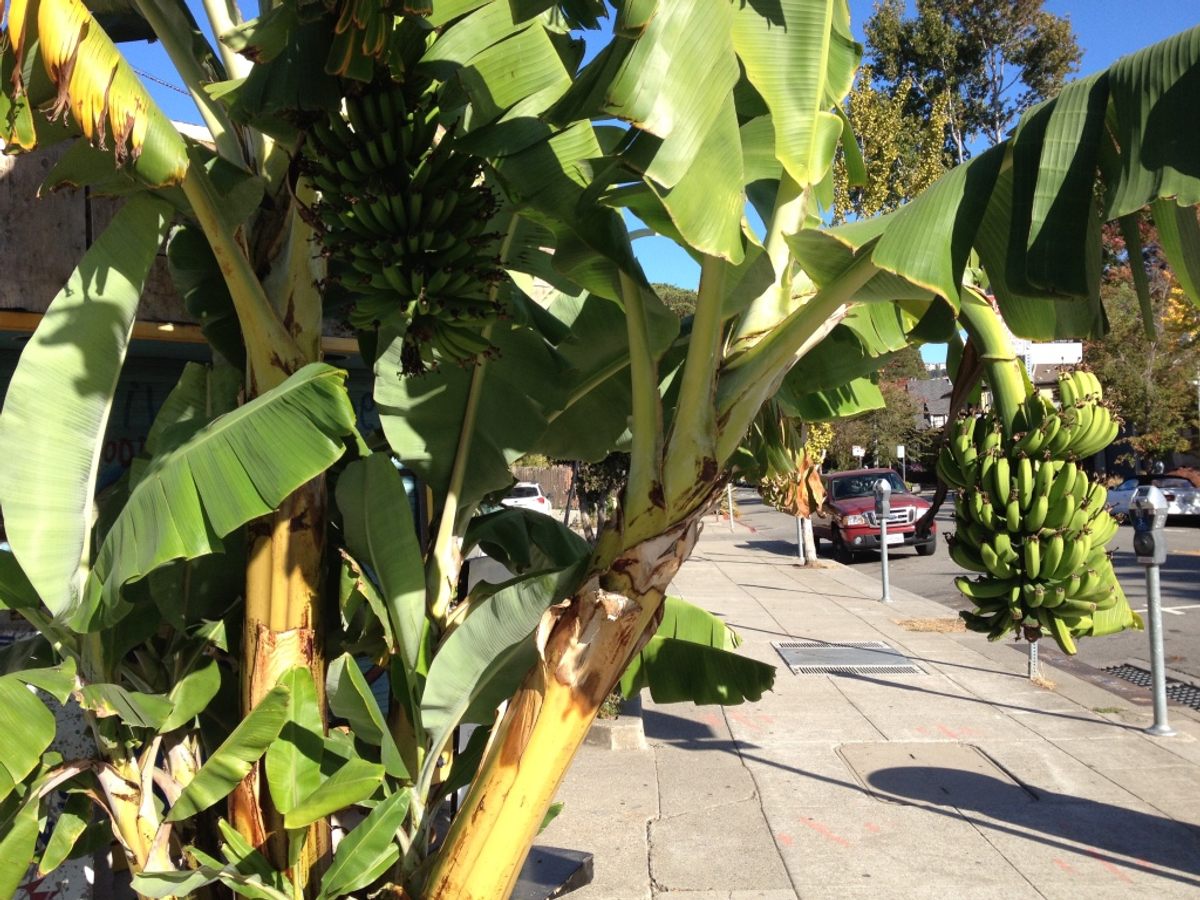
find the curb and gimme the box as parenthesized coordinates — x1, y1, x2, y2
(584, 695, 648, 751)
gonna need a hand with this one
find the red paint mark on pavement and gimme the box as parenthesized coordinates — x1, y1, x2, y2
(728, 710, 766, 733)
(800, 817, 851, 847)
(1053, 859, 1077, 874)
(1086, 851, 1133, 884)
(778, 832, 794, 847)
(865, 822, 881, 834)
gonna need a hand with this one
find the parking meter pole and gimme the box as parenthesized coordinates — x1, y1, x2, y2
(1130, 484, 1174, 738)
(879, 518, 891, 602)
(875, 479, 893, 604)
(1145, 563, 1175, 736)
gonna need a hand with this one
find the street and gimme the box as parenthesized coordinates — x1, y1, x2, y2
(727, 488, 1200, 682)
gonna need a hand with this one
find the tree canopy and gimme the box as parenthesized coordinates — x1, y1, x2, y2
(864, 0, 1081, 161)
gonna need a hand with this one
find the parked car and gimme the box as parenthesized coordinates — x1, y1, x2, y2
(500, 481, 554, 515)
(812, 468, 937, 561)
(1108, 476, 1200, 518)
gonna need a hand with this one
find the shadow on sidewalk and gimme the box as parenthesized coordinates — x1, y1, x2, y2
(836, 669, 1144, 733)
(870, 767, 1200, 886)
(642, 708, 1200, 888)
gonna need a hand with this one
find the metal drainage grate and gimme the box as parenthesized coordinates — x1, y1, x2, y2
(772, 640, 922, 676)
(1103, 663, 1200, 712)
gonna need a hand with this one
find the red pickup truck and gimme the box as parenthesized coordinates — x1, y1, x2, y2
(812, 468, 937, 561)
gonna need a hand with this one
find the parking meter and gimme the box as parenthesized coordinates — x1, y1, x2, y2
(874, 479, 892, 517)
(1129, 484, 1174, 736)
(875, 479, 892, 602)
(1130, 485, 1168, 565)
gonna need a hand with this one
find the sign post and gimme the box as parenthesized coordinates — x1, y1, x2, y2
(896, 444, 906, 483)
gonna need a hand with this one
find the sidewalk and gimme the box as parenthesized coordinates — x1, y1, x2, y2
(540, 499, 1200, 899)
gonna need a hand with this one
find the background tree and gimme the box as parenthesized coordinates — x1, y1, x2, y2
(1086, 217, 1200, 467)
(826, 381, 925, 471)
(833, 68, 950, 221)
(864, 0, 1081, 161)
(652, 283, 698, 318)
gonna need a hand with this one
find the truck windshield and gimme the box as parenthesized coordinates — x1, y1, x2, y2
(830, 473, 906, 500)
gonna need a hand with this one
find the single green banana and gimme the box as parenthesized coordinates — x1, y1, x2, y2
(1016, 455, 1033, 512)
(955, 575, 1020, 599)
(1023, 535, 1042, 579)
(1024, 494, 1049, 533)
(1044, 493, 1076, 531)
(1006, 492, 1022, 533)
(1042, 532, 1065, 579)
(949, 537, 988, 573)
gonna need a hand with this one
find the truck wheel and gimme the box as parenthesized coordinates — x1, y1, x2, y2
(916, 541, 936, 557)
(833, 531, 854, 564)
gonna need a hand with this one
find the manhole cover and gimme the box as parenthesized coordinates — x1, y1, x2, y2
(772, 640, 922, 675)
(1103, 663, 1200, 711)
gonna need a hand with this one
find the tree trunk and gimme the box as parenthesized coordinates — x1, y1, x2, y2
(801, 516, 819, 565)
(423, 516, 702, 899)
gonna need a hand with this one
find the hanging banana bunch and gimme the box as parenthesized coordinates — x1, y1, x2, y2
(939, 368, 1142, 653)
(302, 71, 505, 374)
(324, 0, 433, 79)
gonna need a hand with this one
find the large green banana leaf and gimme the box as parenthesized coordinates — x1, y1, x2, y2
(166, 678, 293, 822)
(619, 597, 775, 704)
(419, 558, 586, 767)
(336, 454, 427, 670)
(783, 26, 1200, 337)
(83, 364, 358, 630)
(0, 195, 173, 624)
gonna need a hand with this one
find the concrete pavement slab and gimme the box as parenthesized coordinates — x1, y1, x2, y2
(962, 801, 1200, 895)
(649, 796, 793, 894)
(773, 798, 1032, 894)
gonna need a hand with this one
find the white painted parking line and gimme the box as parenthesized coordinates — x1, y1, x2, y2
(1132, 604, 1200, 616)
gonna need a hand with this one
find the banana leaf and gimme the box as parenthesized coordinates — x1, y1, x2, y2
(336, 454, 426, 670)
(166, 678, 292, 821)
(620, 596, 775, 705)
(461, 507, 590, 576)
(83, 364, 357, 630)
(0, 195, 173, 625)
(0, 674, 56, 803)
(5, 0, 189, 184)
(316, 788, 413, 900)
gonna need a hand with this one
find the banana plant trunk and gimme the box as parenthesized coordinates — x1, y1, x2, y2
(424, 515, 703, 899)
(231, 476, 331, 892)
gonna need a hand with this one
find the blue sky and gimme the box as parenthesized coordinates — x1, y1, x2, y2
(121, 1, 1198, 362)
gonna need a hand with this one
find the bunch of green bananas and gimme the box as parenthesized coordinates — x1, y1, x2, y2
(939, 369, 1141, 654)
(302, 74, 505, 373)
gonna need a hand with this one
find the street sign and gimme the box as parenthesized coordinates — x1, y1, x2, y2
(852, 445, 865, 458)
(896, 445, 906, 459)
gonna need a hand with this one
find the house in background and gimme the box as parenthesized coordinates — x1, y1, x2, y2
(906, 377, 953, 430)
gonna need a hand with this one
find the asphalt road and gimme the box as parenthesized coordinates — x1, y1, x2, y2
(727, 488, 1200, 683)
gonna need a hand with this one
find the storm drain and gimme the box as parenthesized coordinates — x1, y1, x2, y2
(772, 640, 923, 676)
(1103, 663, 1200, 712)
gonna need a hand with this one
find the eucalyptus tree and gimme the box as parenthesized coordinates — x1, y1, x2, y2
(0, 1, 1197, 899)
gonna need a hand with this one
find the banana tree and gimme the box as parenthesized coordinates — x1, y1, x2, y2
(1, 0, 1199, 898)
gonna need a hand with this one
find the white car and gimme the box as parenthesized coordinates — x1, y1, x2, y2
(500, 481, 554, 516)
(1107, 477, 1200, 518)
